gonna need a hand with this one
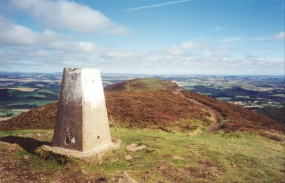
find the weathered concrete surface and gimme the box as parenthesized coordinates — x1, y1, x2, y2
(42, 141, 120, 161)
(51, 68, 115, 154)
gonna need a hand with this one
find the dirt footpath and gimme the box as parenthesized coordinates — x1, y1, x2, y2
(179, 91, 221, 134)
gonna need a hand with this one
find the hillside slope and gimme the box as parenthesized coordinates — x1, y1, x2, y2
(0, 102, 57, 131)
(0, 78, 284, 135)
(105, 90, 210, 129)
(182, 90, 285, 135)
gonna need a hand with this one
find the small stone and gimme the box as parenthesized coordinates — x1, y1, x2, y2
(111, 138, 122, 144)
(125, 155, 132, 161)
(142, 175, 148, 180)
(6, 147, 16, 153)
(46, 132, 53, 138)
(64, 165, 70, 170)
(173, 155, 184, 160)
(126, 143, 146, 152)
(111, 172, 138, 183)
(22, 155, 29, 162)
(81, 170, 88, 175)
(36, 133, 41, 137)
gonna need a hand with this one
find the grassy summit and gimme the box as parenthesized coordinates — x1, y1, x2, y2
(104, 78, 182, 92)
(0, 127, 284, 182)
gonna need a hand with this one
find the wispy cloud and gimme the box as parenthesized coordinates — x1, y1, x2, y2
(221, 37, 241, 42)
(118, 0, 191, 12)
(256, 31, 285, 41)
(213, 27, 223, 31)
(272, 31, 284, 40)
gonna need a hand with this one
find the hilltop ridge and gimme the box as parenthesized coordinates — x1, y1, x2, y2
(104, 78, 183, 93)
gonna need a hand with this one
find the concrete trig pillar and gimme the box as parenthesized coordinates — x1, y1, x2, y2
(43, 68, 119, 159)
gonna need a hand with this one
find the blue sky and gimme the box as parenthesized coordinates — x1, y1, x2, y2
(0, 0, 284, 75)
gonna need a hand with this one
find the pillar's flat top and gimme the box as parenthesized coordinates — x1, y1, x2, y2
(64, 68, 100, 72)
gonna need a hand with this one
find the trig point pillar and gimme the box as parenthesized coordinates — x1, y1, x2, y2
(43, 68, 119, 160)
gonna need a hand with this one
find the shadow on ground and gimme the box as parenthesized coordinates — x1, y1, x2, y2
(0, 135, 51, 154)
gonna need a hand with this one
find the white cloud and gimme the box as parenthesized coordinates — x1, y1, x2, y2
(102, 26, 130, 36)
(213, 27, 223, 31)
(256, 32, 285, 41)
(78, 42, 100, 53)
(272, 31, 285, 40)
(245, 53, 256, 59)
(216, 45, 230, 50)
(180, 41, 206, 50)
(0, 17, 283, 75)
(0, 16, 101, 54)
(0, 16, 106, 70)
(166, 46, 185, 55)
(0, 16, 40, 45)
(9, 0, 130, 35)
(221, 37, 241, 42)
(180, 41, 230, 51)
(102, 49, 134, 59)
(46, 40, 100, 53)
(203, 51, 229, 59)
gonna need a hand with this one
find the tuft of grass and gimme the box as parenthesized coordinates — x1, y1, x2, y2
(220, 116, 228, 126)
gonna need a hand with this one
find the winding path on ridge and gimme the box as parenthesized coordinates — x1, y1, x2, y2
(175, 89, 221, 134)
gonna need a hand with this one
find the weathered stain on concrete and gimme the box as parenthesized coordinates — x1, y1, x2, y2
(47, 68, 119, 159)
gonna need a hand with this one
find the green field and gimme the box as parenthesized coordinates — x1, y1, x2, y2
(37, 88, 60, 94)
(0, 88, 58, 118)
(236, 95, 251, 98)
(216, 97, 231, 101)
(8, 89, 46, 98)
(0, 109, 18, 118)
(11, 100, 53, 106)
(273, 94, 285, 98)
(181, 86, 194, 90)
(215, 83, 259, 90)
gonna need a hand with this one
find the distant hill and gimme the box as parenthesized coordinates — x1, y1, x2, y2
(1, 78, 284, 135)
